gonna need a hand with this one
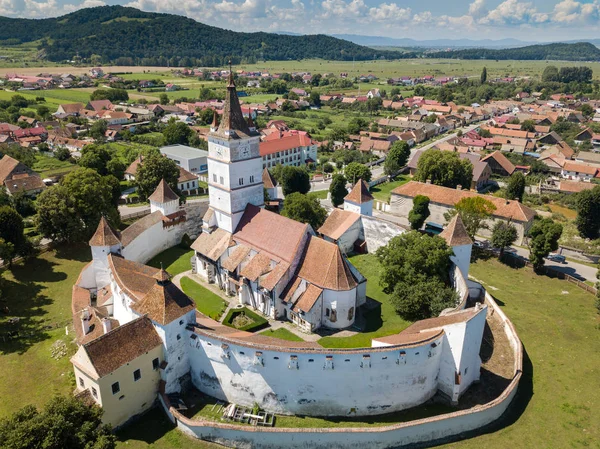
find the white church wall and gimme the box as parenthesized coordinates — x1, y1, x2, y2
(188, 332, 443, 417)
(122, 222, 180, 265)
(457, 307, 487, 396)
(77, 263, 97, 290)
(321, 288, 356, 329)
(91, 245, 121, 288)
(336, 219, 361, 254)
(451, 244, 472, 280)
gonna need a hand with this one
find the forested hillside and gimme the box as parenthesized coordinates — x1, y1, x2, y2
(427, 42, 600, 61)
(0, 6, 411, 66)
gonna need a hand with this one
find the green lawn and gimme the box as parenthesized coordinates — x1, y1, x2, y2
(260, 327, 304, 342)
(369, 175, 410, 203)
(0, 245, 91, 418)
(32, 154, 77, 178)
(180, 277, 226, 321)
(318, 253, 412, 348)
(308, 190, 328, 200)
(147, 247, 194, 276)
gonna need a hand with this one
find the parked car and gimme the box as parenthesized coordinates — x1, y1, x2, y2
(547, 254, 566, 263)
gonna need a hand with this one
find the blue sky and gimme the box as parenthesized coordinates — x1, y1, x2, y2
(3, 0, 600, 40)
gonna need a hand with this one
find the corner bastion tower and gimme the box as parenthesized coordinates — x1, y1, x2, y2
(207, 69, 263, 233)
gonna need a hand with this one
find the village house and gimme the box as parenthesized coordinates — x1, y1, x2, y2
(390, 181, 536, 244)
(561, 161, 598, 182)
(260, 130, 317, 169)
(481, 151, 516, 177)
(0, 155, 45, 196)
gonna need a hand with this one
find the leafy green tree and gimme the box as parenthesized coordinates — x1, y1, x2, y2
(528, 218, 563, 273)
(36, 168, 120, 242)
(329, 174, 347, 207)
(0, 395, 115, 449)
(159, 93, 169, 105)
(280, 165, 310, 196)
(408, 195, 430, 230)
(90, 88, 128, 102)
(376, 231, 457, 320)
(281, 192, 327, 229)
(490, 221, 518, 259)
(480, 66, 487, 84)
(580, 103, 594, 117)
(163, 121, 193, 145)
(542, 65, 560, 82)
(0, 206, 26, 265)
(79, 144, 111, 175)
(384, 141, 410, 176)
(506, 172, 526, 202)
(520, 120, 535, 132)
(344, 162, 371, 183)
(414, 149, 473, 189)
(575, 185, 600, 239)
(446, 197, 496, 239)
(309, 91, 321, 107)
(54, 146, 71, 162)
(89, 120, 108, 141)
(135, 153, 179, 200)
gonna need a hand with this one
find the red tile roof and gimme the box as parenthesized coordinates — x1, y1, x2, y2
(344, 179, 373, 204)
(259, 131, 314, 156)
(298, 236, 357, 291)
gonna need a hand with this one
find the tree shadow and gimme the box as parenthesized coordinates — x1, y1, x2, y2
(53, 243, 91, 263)
(10, 256, 67, 284)
(146, 246, 190, 270)
(116, 408, 181, 446)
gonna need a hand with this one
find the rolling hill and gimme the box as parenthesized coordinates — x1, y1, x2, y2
(427, 42, 600, 61)
(0, 6, 412, 65)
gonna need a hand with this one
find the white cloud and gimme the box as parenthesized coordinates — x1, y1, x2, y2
(479, 0, 548, 25)
(468, 0, 487, 19)
(320, 0, 365, 18)
(214, 0, 267, 17)
(368, 3, 411, 22)
(553, 0, 600, 24)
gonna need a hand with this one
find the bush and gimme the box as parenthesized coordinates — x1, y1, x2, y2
(223, 307, 269, 332)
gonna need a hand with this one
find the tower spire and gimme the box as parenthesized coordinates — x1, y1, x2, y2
(227, 59, 235, 88)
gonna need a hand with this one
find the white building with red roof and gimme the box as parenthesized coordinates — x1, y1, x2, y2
(260, 129, 317, 169)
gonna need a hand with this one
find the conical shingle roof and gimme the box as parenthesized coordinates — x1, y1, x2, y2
(298, 237, 357, 291)
(89, 216, 120, 247)
(134, 275, 195, 326)
(440, 215, 472, 247)
(148, 179, 179, 203)
(212, 65, 254, 138)
(262, 167, 277, 189)
(344, 179, 374, 204)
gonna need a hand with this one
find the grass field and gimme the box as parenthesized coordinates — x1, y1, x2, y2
(318, 253, 412, 348)
(180, 277, 226, 321)
(308, 190, 328, 200)
(0, 245, 91, 418)
(147, 247, 194, 276)
(260, 327, 303, 342)
(369, 175, 410, 203)
(32, 154, 77, 178)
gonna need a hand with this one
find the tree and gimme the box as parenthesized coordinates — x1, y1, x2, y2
(575, 185, 600, 239)
(408, 195, 430, 230)
(490, 221, 518, 259)
(376, 231, 458, 320)
(344, 162, 371, 184)
(447, 197, 497, 239)
(384, 141, 410, 176)
(159, 93, 169, 105)
(54, 147, 71, 162)
(163, 120, 193, 146)
(36, 168, 120, 242)
(308, 91, 321, 107)
(0, 206, 26, 265)
(329, 174, 347, 207)
(506, 172, 526, 202)
(542, 65, 560, 82)
(580, 103, 594, 117)
(135, 153, 179, 200)
(79, 144, 111, 175)
(89, 120, 108, 141)
(90, 89, 128, 102)
(280, 165, 310, 196)
(414, 149, 473, 189)
(0, 395, 115, 449)
(528, 218, 563, 273)
(480, 66, 487, 84)
(281, 193, 327, 229)
(520, 120, 535, 132)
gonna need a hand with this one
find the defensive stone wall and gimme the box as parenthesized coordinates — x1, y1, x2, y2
(159, 292, 522, 449)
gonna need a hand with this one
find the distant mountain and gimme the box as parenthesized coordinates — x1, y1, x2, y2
(427, 42, 600, 61)
(331, 34, 536, 49)
(0, 6, 412, 65)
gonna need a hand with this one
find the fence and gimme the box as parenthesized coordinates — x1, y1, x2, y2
(0, 241, 53, 270)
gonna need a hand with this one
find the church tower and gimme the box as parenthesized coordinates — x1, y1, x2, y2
(207, 68, 263, 233)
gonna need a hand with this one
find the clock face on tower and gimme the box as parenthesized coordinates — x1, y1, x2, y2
(239, 143, 251, 159)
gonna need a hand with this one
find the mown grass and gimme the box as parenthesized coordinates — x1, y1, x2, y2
(147, 247, 194, 276)
(0, 245, 91, 418)
(318, 253, 412, 348)
(260, 327, 303, 342)
(369, 175, 410, 203)
(180, 277, 226, 321)
(308, 190, 328, 200)
(32, 154, 77, 178)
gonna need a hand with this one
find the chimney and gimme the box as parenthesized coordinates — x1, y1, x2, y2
(101, 318, 111, 334)
(456, 184, 462, 190)
(80, 308, 90, 335)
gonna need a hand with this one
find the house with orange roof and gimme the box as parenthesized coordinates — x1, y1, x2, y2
(391, 181, 536, 244)
(561, 161, 598, 182)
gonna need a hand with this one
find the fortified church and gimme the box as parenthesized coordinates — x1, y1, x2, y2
(69, 72, 488, 432)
